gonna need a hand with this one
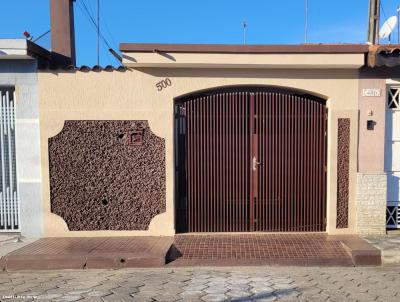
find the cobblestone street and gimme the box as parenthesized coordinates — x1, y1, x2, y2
(0, 266, 398, 301)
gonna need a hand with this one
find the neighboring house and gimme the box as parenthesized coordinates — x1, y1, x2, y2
(3, 0, 400, 239)
(0, 39, 51, 237)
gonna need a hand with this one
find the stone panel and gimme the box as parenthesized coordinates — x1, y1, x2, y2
(337, 118, 350, 228)
(48, 120, 166, 231)
(356, 173, 387, 235)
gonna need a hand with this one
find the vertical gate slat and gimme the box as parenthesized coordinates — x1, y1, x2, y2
(212, 94, 216, 232)
(234, 93, 238, 232)
(293, 96, 297, 231)
(313, 101, 317, 231)
(239, 93, 242, 232)
(299, 97, 303, 231)
(291, 96, 295, 231)
(204, 96, 208, 232)
(295, 96, 298, 231)
(267, 93, 271, 231)
(308, 99, 311, 232)
(227, 93, 231, 232)
(289, 94, 292, 231)
(206, 96, 213, 232)
(242, 92, 245, 231)
(185, 101, 189, 231)
(202, 97, 206, 231)
(197, 98, 201, 231)
(193, 99, 196, 231)
(229, 93, 235, 232)
(245, 92, 248, 231)
(262, 93, 265, 231)
(281, 93, 285, 231)
(249, 93, 254, 231)
(316, 104, 324, 231)
(272, 93, 275, 231)
(280, 92, 283, 232)
(311, 101, 315, 231)
(190, 100, 194, 232)
(319, 104, 323, 230)
(323, 107, 328, 229)
(219, 94, 222, 231)
(222, 94, 226, 232)
(307, 98, 310, 232)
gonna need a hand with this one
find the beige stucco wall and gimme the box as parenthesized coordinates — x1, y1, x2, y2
(38, 66, 361, 236)
(358, 78, 386, 173)
(122, 53, 365, 69)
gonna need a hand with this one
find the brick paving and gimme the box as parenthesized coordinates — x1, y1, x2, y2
(0, 266, 399, 301)
(170, 234, 353, 266)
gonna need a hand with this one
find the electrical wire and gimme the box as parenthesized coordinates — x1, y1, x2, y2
(77, 0, 119, 65)
(76, 2, 114, 65)
(84, 0, 119, 51)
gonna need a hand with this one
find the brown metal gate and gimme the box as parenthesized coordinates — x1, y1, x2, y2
(175, 89, 327, 232)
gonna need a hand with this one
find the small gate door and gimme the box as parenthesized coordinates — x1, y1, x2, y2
(175, 90, 327, 232)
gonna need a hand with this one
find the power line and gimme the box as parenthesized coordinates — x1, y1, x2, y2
(99, 5, 119, 51)
(76, 0, 116, 65)
(86, 0, 119, 51)
(77, 0, 119, 65)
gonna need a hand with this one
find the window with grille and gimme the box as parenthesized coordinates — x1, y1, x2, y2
(387, 204, 400, 229)
(388, 87, 400, 109)
(0, 87, 19, 232)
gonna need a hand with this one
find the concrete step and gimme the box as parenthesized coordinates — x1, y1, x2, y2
(3, 237, 174, 270)
(363, 235, 400, 265)
(328, 235, 382, 266)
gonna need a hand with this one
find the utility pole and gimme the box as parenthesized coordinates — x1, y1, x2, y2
(368, 0, 380, 44)
(97, 0, 100, 65)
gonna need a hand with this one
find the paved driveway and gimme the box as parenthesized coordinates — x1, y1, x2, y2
(0, 266, 399, 301)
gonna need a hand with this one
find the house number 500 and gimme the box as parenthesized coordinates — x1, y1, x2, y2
(156, 78, 172, 91)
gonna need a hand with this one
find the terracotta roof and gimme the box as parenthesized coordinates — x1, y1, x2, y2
(120, 43, 370, 54)
(38, 65, 129, 72)
(368, 45, 400, 67)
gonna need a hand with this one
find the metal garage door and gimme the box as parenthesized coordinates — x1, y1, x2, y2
(175, 89, 327, 232)
(385, 86, 400, 229)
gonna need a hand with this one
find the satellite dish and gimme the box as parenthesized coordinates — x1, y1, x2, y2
(379, 16, 398, 40)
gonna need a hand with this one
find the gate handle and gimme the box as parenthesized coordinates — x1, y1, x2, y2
(252, 156, 260, 171)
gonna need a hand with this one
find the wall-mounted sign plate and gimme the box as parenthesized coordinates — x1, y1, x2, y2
(362, 88, 381, 97)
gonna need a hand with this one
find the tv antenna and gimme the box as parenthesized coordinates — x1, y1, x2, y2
(379, 15, 398, 43)
(305, 0, 309, 43)
(242, 20, 247, 45)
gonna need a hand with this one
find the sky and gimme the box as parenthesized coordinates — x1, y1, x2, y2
(0, 0, 399, 66)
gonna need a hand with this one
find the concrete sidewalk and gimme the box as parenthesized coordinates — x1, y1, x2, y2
(364, 235, 400, 264)
(0, 235, 37, 257)
(0, 266, 399, 301)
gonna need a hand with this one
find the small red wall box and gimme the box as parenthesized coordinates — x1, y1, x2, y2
(130, 130, 144, 145)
